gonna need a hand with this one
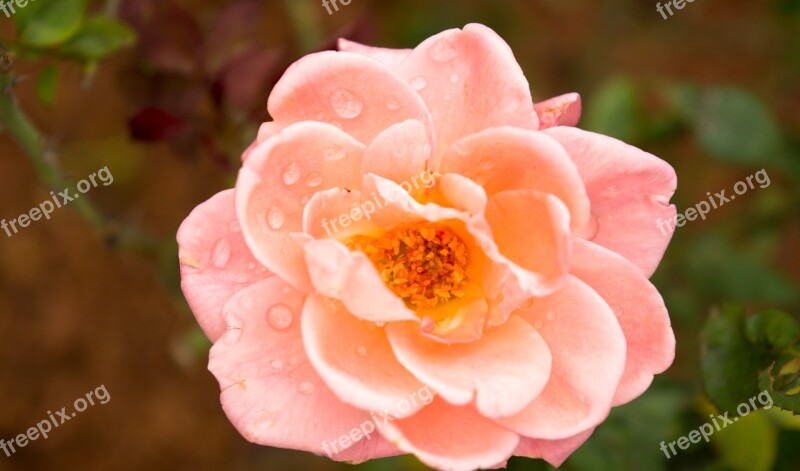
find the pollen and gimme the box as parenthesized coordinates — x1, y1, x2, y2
(347, 222, 469, 309)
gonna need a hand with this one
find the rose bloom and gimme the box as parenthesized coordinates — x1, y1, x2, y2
(178, 24, 677, 470)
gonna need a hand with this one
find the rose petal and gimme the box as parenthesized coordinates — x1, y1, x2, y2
(361, 119, 435, 186)
(515, 428, 595, 467)
(378, 399, 520, 470)
(535, 92, 582, 129)
(268, 51, 432, 144)
(498, 276, 626, 440)
(544, 126, 677, 276)
(396, 24, 538, 157)
(208, 278, 400, 462)
(571, 239, 675, 405)
(338, 38, 411, 70)
(386, 315, 551, 418)
(177, 189, 272, 342)
(236, 121, 364, 291)
(301, 295, 427, 419)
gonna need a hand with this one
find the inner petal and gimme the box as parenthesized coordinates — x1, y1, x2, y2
(346, 221, 469, 310)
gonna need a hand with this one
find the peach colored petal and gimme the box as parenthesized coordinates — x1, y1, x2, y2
(177, 189, 272, 342)
(515, 428, 595, 467)
(302, 188, 382, 239)
(267, 51, 432, 145)
(396, 24, 538, 157)
(337, 38, 411, 70)
(437, 173, 487, 215)
(535, 92, 582, 129)
(302, 238, 418, 323)
(571, 239, 675, 405)
(440, 126, 590, 232)
(361, 119, 434, 186)
(301, 295, 427, 419)
(484, 189, 572, 294)
(378, 399, 520, 470)
(208, 277, 400, 462)
(544, 126, 677, 276)
(386, 315, 551, 419)
(498, 276, 626, 440)
(236, 121, 364, 291)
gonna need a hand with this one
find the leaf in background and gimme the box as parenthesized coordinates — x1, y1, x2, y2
(60, 17, 136, 61)
(584, 77, 642, 144)
(713, 410, 777, 471)
(16, 0, 89, 49)
(759, 357, 800, 413)
(746, 310, 800, 349)
(36, 65, 57, 107)
(694, 87, 783, 165)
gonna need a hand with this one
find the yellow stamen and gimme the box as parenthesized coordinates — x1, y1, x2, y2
(347, 222, 469, 309)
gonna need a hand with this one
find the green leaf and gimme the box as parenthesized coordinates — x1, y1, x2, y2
(584, 77, 642, 144)
(713, 410, 777, 471)
(759, 358, 800, 414)
(694, 87, 782, 165)
(746, 310, 800, 350)
(16, 0, 89, 49)
(60, 17, 136, 61)
(35, 65, 57, 108)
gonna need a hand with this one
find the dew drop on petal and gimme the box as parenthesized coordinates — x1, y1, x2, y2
(324, 145, 346, 161)
(429, 38, 458, 62)
(282, 162, 302, 185)
(267, 207, 285, 230)
(299, 194, 310, 205)
(281, 286, 291, 295)
(534, 320, 543, 330)
(267, 304, 293, 330)
(546, 310, 555, 321)
(410, 76, 427, 91)
(270, 359, 284, 371)
(386, 95, 401, 110)
(239, 295, 254, 309)
(331, 89, 363, 119)
(449, 73, 460, 83)
(228, 220, 241, 233)
(478, 159, 495, 170)
(298, 381, 316, 395)
(211, 238, 231, 269)
(356, 346, 368, 357)
(305, 172, 323, 188)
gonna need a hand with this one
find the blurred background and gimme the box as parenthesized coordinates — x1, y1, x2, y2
(1, 0, 799, 470)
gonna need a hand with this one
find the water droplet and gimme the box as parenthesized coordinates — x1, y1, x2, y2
(299, 195, 310, 204)
(247, 262, 256, 270)
(331, 89, 363, 119)
(449, 73, 460, 83)
(228, 220, 241, 233)
(211, 238, 231, 269)
(270, 359, 284, 371)
(225, 326, 242, 345)
(534, 320, 543, 330)
(267, 207, 285, 230)
(386, 95, 400, 110)
(420, 317, 435, 333)
(443, 93, 452, 101)
(324, 145, 346, 161)
(546, 310, 555, 321)
(356, 346, 368, 357)
(281, 286, 291, 295)
(305, 172, 323, 188)
(282, 162, 301, 185)
(298, 381, 316, 395)
(478, 159, 495, 170)
(429, 38, 458, 62)
(410, 76, 427, 91)
(267, 304, 293, 330)
(315, 112, 324, 120)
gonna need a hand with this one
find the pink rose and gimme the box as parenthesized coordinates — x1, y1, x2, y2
(178, 24, 676, 470)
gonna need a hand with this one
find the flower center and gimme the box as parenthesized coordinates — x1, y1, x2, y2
(347, 222, 469, 309)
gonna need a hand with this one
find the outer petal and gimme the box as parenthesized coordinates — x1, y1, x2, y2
(177, 189, 272, 342)
(571, 239, 675, 405)
(396, 24, 538, 157)
(338, 38, 411, 70)
(515, 428, 595, 468)
(236, 121, 364, 291)
(208, 277, 400, 462)
(544, 126, 677, 276)
(378, 399, 520, 471)
(498, 276, 626, 440)
(267, 51, 431, 145)
(440, 126, 590, 232)
(302, 295, 427, 419)
(535, 93, 582, 129)
(386, 315, 551, 419)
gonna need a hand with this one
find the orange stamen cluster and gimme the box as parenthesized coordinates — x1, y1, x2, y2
(348, 222, 468, 309)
